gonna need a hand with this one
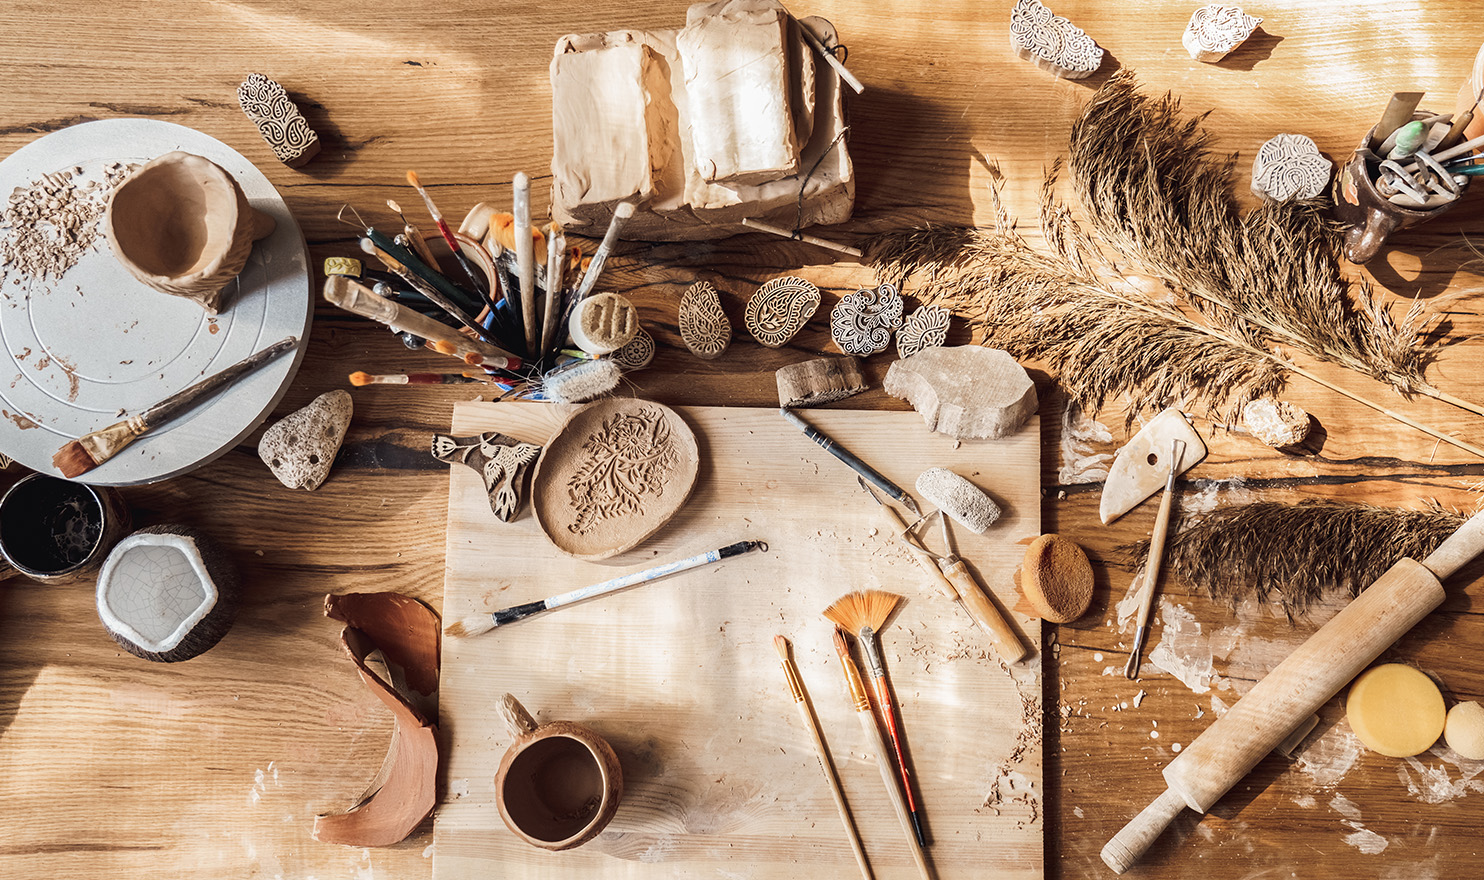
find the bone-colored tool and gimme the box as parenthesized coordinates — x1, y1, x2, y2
(1100, 408, 1207, 524)
(1124, 438, 1185, 679)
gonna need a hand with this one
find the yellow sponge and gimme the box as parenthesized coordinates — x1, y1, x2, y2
(1346, 663, 1445, 758)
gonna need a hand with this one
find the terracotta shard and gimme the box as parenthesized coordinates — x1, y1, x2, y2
(830, 282, 903, 356)
(531, 398, 700, 559)
(314, 592, 439, 847)
(776, 356, 866, 408)
(259, 390, 353, 490)
(1009, 0, 1104, 80)
(896, 305, 952, 359)
(745, 276, 820, 348)
(1099, 408, 1207, 524)
(431, 432, 541, 523)
(1250, 134, 1332, 203)
(236, 72, 321, 168)
(1182, 4, 1261, 63)
(679, 281, 731, 359)
(884, 346, 1037, 440)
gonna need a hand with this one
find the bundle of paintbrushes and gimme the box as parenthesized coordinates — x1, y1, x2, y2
(325, 170, 644, 404)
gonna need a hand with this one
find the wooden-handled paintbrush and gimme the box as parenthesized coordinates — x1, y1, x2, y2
(825, 590, 926, 848)
(52, 336, 298, 478)
(830, 628, 934, 880)
(775, 635, 874, 880)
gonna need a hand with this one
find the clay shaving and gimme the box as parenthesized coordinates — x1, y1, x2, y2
(1, 162, 135, 282)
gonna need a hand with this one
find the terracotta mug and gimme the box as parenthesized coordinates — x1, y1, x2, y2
(0, 474, 131, 581)
(105, 150, 276, 314)
(494, 693, 623, 851)
(1332, 119, 1470, 264)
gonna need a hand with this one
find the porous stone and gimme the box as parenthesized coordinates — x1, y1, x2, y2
(259, 390, 352, 490)
(1241, 397, 1311, 447)
(885, 346, 1037, 440)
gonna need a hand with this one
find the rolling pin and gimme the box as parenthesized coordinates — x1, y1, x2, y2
(1102, 507, 1484, 874)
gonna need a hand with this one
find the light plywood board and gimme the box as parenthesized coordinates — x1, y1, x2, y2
(435, 401, 1042, 880)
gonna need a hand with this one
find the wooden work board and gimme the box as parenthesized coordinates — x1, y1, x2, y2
(435, 400, 1043, 879)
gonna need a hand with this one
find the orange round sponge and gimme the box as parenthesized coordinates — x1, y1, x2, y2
(1347, 663, 1445, 758)
(1020, 534, 1094, 623)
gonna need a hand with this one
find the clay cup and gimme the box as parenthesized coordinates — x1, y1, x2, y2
(1333, 119, 1469, 264)
(105, 151, 276, 314)
(494, 693, 623, 851)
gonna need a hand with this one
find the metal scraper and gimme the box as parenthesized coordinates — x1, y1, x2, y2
(1099, 408, 1207, 524)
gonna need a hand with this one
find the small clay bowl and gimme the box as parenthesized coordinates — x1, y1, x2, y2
(105, 150, 276, 314)
(495, 693, 623, 851)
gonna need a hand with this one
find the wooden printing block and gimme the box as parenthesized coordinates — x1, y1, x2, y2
(236, 72, 321, 168)
(776, 356, 867, 408)
(1008, 0, 1104, 80)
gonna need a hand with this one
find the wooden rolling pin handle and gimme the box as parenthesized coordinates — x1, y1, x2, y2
(1101, 788, 1187, 874)
(1423, 506, 1484, 579)
(942, 559, 1031, 664)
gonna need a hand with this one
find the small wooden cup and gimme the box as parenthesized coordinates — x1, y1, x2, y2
(494, 693, 623, 851)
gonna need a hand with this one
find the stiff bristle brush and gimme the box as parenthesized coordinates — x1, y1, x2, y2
(823, 590, 926, 848)
(52, 337, 298, 478)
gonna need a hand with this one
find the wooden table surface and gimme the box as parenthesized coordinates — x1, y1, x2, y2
(5, 1, 1484, 877)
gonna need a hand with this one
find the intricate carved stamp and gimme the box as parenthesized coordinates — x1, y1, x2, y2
(237, 73, 321, 168)
(745, 276, 821, 348)
(830, 283, 904, 356)
(1009, 0, 1104, 80)
(896, 305, 953, 359)
(1250, 134, 1332, 203)
(565, 406, 681, 535)
(1182, 4, 1262, 63)
(679, 281, 731, 360)
(432, 432, 541, 523)
(610, 326, 655, 371)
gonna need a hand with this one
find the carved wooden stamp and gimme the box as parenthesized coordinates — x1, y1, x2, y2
(610, 326, 656, 371)
(569, 292, 640, 355)
(679, 281, 731, 359)
(237, 72, 321, 168)
(896, 305, 952, 359)
(1009, 0, 1104, 80)
(1182, 4, 1261, 63)
(830, 283, 903, 356)
(776, 357, 867, 408)
(745, 276, 821, 348)
(432, 432, 542, 523)
(1250, 134, 1332, 202)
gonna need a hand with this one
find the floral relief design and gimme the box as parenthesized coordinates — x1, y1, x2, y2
(565, 406, 680, 535)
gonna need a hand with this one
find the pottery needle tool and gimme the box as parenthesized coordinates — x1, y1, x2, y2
(360, 237, 492, 342)
(774, 635, 874, 880)
(324, 276, 520, 363)
(779, 407, 919, 515)
(824, 590, 925, 848)
(830, 628, 934, 880)
(1125, 438, 1185, 680)
(511, 171, 540, 356)
(405, 171, 491, 301)
(858, 477, 960, 603)
(349, 371, 489, 386)
(564, 201, 636, 324)
(741, 217, 863, 258)
(445, 540, 768, 637)
(52, 337, 298, 478)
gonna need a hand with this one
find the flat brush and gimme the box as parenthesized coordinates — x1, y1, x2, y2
(561, 201, 634, 328)
(406, 170, 490, 300)
(774, 635, 874, 880)
(349, 371, 487, 386)
(426, 339, 521, 371)
(824, 590, 925, 849)
(781, 407, 919, 515)
(830, 628, 933, 880)
(445, 540, 767, 637)
(52, 337, 298, 478)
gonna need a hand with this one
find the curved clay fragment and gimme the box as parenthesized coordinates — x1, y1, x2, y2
(313, 592, 440, 847)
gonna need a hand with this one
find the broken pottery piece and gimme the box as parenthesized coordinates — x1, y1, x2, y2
(237, 72, 321, 168)
(1182, 4, 1261, 63)
(105, 151, 276, 314)
(776, 356, 867, 408)
(679, 281, 732, 359)
(1241, 397, 1312, 447)
(531, 399, 700, 560)
(610, 326, 656, 370)
(1009, 0, 1104, 80)
(884, 346, 1038, 440)
(1099, 407, 1208, 524)
(1250, 133, 1332, 203)
(432, 432, 542, 523)
(896, 305, 952, 359)
(314, 592, 439, 847)
(569, 292, 639, 356)
(259, 390, 353, 491)
(745, 276, 821, 348)
(830, 283, 904, 356)
(95, 525, 240, 663)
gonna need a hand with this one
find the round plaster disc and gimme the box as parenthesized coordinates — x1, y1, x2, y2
(0, 119, 310, 485)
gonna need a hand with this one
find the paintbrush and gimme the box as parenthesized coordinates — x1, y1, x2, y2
(775, 635, 874, 880)
(830, 628, 934, 880)
(323, 275, 518, 362)
(406, 170, 490, 301)
(52, 337, 298, 478)
(426, 339, 521, 371)
(360, 237, 491, 343)
(349, 371, 488, 386)
(781, 408, 919, 515)
(540, 222, 566, 355)
(562, 201, 635, 328)
(824, 590, 925, 848)
(445, 540, 768, 637)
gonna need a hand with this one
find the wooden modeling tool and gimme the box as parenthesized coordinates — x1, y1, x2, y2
(323, 275, 518, 362)
(780, 407, 919, 515)
(1125, 438, 1185, 679)
(858, 477, 960, 603)
(905, 469, 1029, 664)
(823, 591, 925, 848)
(830, 628, 934, 880)
(445, 540, 767, 637)
(1102, 507, 1484, 874)
(567, 202, 635, 312)
(774, 635, 874, 880)
(794, 12, 864, 93)
(52, 337, 298, 478)
(359, 236, 490, 341)
(741, 217, 863, 257)
(512, 172, 538, 355)
(541, 223, 565, 355)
